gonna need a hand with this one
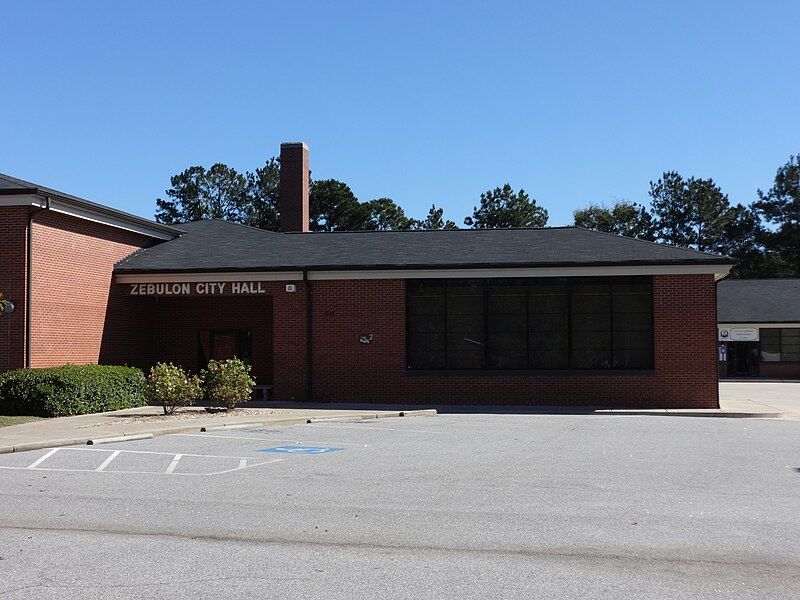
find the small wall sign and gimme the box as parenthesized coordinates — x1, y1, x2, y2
(718, 328, 759, 342)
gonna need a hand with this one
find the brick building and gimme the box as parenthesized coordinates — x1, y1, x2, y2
(1, 143, 733, 407)
(717, 279, 800, 379)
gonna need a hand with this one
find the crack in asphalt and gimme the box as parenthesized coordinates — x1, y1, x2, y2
(1, 523, 798, 572)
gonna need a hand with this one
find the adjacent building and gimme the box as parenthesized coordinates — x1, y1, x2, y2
(717, 279, 800, 379)
(1, 143, 734, 407)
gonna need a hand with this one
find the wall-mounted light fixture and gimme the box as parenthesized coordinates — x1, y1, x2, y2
(0, 293, 14, 315)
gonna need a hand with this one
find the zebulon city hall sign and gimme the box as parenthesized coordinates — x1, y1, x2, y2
(129, 282, 269, 296)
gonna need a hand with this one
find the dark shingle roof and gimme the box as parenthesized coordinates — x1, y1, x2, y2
(114, 219, 733, 273)
(0, 172, 182, 237)
(717, 279, 800, 323)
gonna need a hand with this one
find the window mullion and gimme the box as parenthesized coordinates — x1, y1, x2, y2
(444, 279, 449, 368)
(567, 279, 573, 369)
(483, 280, 489, 370)
(609, 282, 615, 370)
(525, 280, 530, 369)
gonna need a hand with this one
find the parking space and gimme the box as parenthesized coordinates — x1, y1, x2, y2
(0, 446, 284, 476)
(1, 413, 799, 599)
(0, 416, 447, 479)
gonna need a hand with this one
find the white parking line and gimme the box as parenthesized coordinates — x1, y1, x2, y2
(94, 450, 120, 472)
(174, 433, 368, 446)
(59, 447, 259, 460)
(164, 454, 183, 474)
(303, 424, 446, 434)
(0, 447, 284, 476)
(26, 448, 59, 469)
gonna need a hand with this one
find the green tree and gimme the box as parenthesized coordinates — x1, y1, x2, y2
(242, 157, 281, 231)
(754, 154, 800, 275)
(648, 171, 733, 253)
(365, 197, 415, 230)
(464, 184, 548, 228)
(156, 161, 400, 232)
(155, 164, 248, 225)
(573, 201, 655, 240)
(414, 204, 458, 230)
(309, 179, 374, 231)
(717, 203, 789, 278)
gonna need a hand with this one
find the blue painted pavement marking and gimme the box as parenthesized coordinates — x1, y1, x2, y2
(257, 446, 342, 455)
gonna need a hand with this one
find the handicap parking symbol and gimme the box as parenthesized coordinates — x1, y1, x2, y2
(257, 446, 342, 455)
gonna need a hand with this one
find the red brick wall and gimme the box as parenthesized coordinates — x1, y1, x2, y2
(28, 211, 155, 368)
(308, 275, 719, 408)
(0, 207, 30, 372)
(110, 273, 718, 408)
(758, 363, 800, 379)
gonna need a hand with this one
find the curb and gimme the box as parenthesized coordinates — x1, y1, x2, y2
(596, 410, 785, 419)
(87, 433, 154, 445)
(0, 409, 439, 454)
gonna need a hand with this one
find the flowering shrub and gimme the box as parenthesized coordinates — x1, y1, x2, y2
(146, 363, 203, 415)
(201, 358, 255, 410)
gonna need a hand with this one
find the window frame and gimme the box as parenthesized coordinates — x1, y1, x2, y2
(405, 276, 654, 372)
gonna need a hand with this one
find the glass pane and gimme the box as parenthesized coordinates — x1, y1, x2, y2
(529, 279, 569, 369)
(446, 280, 485, 369)
(782, 329, 800, 362)
(760, 329, 781, 362)
(611, 278, 653, 369)
(571, 279, 611, 368)
(487, 280, 527, 369)
(407, 281, 446, 369)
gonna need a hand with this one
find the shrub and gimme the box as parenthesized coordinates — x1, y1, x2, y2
(201, 358, 255, 410)
(0, 364, 147, 417)
(145, 363, 203, 415)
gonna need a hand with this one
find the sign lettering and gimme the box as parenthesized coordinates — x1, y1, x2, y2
(129, 282, 268, 296)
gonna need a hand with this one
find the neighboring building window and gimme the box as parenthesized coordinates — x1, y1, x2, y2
(406, 277, 654, 371)
(760, 328, 800, 363)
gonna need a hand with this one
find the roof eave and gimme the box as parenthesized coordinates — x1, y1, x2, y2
(0, 188, 183, 240)
(114, 259, 735, 275)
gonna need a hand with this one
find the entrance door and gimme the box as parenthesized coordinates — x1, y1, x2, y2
(727, 342, 759, 377)
(211, 331, 239, 361)
(200, 329, 252, 364)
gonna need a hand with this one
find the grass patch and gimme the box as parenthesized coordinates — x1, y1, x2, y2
(0, 415, 43, 428)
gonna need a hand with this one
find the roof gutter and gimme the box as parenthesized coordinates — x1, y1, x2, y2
(26, 197, 50, 368)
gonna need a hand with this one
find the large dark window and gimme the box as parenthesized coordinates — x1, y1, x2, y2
(407, 277, 653, 371)
(760, 328, 800, 363)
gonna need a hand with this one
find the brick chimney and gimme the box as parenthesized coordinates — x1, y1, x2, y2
(279, 142, 310, 233)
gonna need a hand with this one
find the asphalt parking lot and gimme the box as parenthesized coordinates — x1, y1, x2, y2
(1, 413, 799, 599)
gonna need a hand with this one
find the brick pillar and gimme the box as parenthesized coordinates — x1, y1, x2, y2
(279, 142, 310, 233)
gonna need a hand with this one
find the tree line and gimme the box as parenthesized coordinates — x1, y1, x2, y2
(155, 154, 800, 278)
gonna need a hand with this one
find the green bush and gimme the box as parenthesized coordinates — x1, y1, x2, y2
(202, 358, 255, 410)
(0, 364, 147, 417)
(146, 363, 203, 415)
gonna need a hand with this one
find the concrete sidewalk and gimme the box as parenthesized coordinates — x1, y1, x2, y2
(719, 381, 800, 419)
(2, 388, 794, 455)
(0, 405, 437, 454)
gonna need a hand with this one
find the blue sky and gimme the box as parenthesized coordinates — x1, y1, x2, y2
(1, 1, 798, 226)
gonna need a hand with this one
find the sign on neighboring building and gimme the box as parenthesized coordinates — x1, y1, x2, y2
(718, 328, 759, 342)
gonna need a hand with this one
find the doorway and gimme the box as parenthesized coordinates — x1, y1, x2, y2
(727, 342, 760, 377)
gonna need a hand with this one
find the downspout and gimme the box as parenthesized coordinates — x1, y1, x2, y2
(26, 197, 50, 368)
(303, 270, 313, 402)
